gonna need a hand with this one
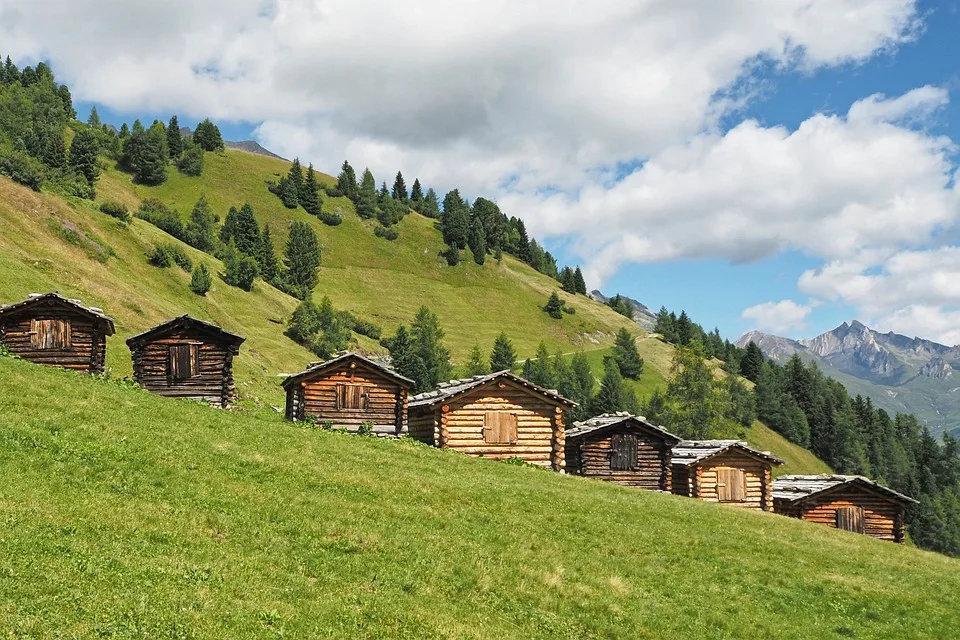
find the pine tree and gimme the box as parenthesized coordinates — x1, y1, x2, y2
(612, 328, 644, 379)
(87, 107, 101, 128)
(607, 294, 633, 318)
(466, 344, 489, 377)
(283, 220, 321, 299)
(222, 240, 259, 291)
(193, 118, 224, 151)
(184, 196, 216, 252)
(384, 325, 428, 388)
(336, 160, 358, 202)
(356, 168, 378, 219)
(68, 128, 101, 186)
(522, 342, 553, 387)
(289, 158, 304, 197)
(190, 263, 212, 296)
(300, 163, 322, 215)
(167, 115, 183, 159)
(559, 267, 575, 293)
(135, 122, 169, 185)
(543, 292, 564, 319)
(43, 130, 67, 168)
(2, 56, 19, 85)
(392, 171, 408, 203)
(421, 188, 441, 218)
(119, 122, 129, 138)
(441, 189, 469, 248)
(740, 341, 765, 383)
(573, 267, 587, 295)
(177, 138, 204, 176)
(233, 204, 261, 256)
(468, 217, 486, 265)
(660, 342, 725, 439)
(591, 357, 634, 415)
(676, 310, 694, 345)
(410, 178, 424, 208)
(410, 306, 452, 392)
(258, 225, 280, 284)
(57, 84, 76, 119)
(569, 352, 595, 419)
(515, 219, 531, 262)
(278, 176, 299, 208)
(490, 332, 517, 372)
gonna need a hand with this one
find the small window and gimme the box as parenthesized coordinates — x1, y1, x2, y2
(30, 319, 72, 350)
(483, 411, 518, 445)
(169, 344, 199, 380)
(836, 506, 865, 533)
(610, 433, 639, 470)
(337, 384, 370, 410)
(716, 467, 746, 502)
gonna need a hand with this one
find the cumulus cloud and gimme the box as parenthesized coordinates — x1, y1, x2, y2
(741, 300, 813, 334)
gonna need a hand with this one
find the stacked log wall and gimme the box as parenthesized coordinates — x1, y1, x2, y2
(0, 310, 105, 373)
(407, 408, 438, 445)
(671, 465, 692, 498)
(571, 429, 672, 490)
(693, 450, 773, 511)
(777, 486, 905, 542)
(295, 364, 406, 433)
(131, 328, 234, 406)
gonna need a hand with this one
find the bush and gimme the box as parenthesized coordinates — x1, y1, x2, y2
(324, 186, 343, 197)
(190, 263, 212, 295)
(318, 210, 343, 226)
(100, 201, 131, 223)
(374, 225, 399, 241)
(357, 421, 375, 437)
(0, 149, 43, 191)
(442, 245, 460, 266)
(177, 142, 204, 177)
(543, 292, 564, 319)
(147, 246, 171, 268)
(351, 318, 382, 340)
(223, 243, 259, 291)
(147, 244, 192, 271)
(137, 199, 185, 240)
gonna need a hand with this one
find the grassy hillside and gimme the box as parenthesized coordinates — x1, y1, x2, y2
(1, 357, 956, 638)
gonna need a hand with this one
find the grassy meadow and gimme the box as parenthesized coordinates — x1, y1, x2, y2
(0, 357, 957, 638)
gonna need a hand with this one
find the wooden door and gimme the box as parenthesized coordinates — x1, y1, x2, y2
(169, 344, 198, 381)
(610, 433, 639, 470)
(716, 467, 746, 502)
(836, 506, 865, 533)
(30, 319, 71, 350)
(336, 384, 370, 410)
(483, 412, 518, 444)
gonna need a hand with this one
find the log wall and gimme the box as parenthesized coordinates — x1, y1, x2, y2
(776, 486, 906, 542)
(567, 429, 672, 490)
(673, 450, 773, 511)
(289, 363, 407, 434)
(130, 328, 236, 407)
(0, 308, 106, 373)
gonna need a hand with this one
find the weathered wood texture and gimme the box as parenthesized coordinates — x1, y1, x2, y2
(672, 450, 774, 511)
(0, 307, 107, 373)
(130, 327, 238, 408)
(410, 381, 566, 471)
(566, 428, 672, 491)
(286, 361, 408, 434)
(775, 486, 906, 542)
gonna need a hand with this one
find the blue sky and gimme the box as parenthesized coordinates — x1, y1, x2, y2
(23, 0, 959, 344)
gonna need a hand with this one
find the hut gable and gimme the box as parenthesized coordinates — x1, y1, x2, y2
(565, 413, 680, 490)
(281, 352, 414, 435)
(772, 474, 917, 543)
(671, 440, 783, 511)
(0, 292, 115, 373)
(408, 371, 576, 471)
(126, 315, 245, 408)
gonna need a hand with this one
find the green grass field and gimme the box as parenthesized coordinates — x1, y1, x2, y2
(0, 357, 957, 638)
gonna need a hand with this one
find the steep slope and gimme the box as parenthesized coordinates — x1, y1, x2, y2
(1, 357, 956, 638)
(738, 324, 960, 435)
(590, 289, 657, 330)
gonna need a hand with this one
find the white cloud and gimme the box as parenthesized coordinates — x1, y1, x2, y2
(741, 300, 813, 334)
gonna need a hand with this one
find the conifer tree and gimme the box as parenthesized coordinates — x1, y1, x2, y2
(58, 84, 75, 119)
(410, 178, 424, 207)
(119, 122, 129, 138)
(300, 163, 322, 215)
(379, 181, 389, 206)
(43, 130, 67, 168)
(336, 160, 358, 202)
(184, 196, 216, 252)
(279, 176, 299, 208)
(740, 341, 765, 383)
(441, 189, 469, 248)
(68, 128, 101, 186)
(559, 266, 576, 293)
(514, 218, 531, 262)
(466, 344, 489, 377)
(233, 204, 261, 256)
(193, 118, 224, 151)
(384, 325, 429, 389)
(410, 306, 452, 391)
(190, 263, 212, 296)
(135, 122, 169, 185)
(222, 240, 259, 291)
(258, 225, 280, 284)
(590, 357, 633, 415)
(421, 188, 441, 218)
(612, 328, 644, 379)
(289, 158, 304, 197)
(490, 332, 517, 372)
(468, 217, 486, 265)
(573, 267, 587, 294)
(569, 352, 596, 419)
(676, 310, 694, 345)
(2, 56, 19, 84)
(392, 171, 408, 203)
(219, 206, 239, 246)
(659, 341, 725, 439)
(356, 168, 378, 219)
(167, 115, 182, 159)
(283, 220, 321, 299)
(543, 291, 564, 319)
(87, 106, 101, 128)
(177, 138, 204, 176)
(522, 342, 553, 387)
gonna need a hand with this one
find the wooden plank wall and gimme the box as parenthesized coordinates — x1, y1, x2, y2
(131, 328, 234, 407)
(408, 409, 439, 445)
(293, 363, 406, 434)
(0, 310, 105, 373)
(671, 464, 693, 498)
(567, 429, 672, 490)
(685, 450, 773, 511)
(777, 486, 905, 542)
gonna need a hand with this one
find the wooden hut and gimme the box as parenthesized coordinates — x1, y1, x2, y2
(126, 315, 245, 408)
(0, 292, 114, 373)
(281, 352, 414, 435)
(408, 371, 576, 471)
(671, 440, 783, 511)
(772, 474, 917, 542)
(565, 412, 680, 490)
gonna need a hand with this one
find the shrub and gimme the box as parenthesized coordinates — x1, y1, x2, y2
(190, 263, 212, 295)
(374, 225, 399, 241)
(318, 210, 343, 226)
(137, 199, 185, 240)
(324, 186, 343, 197)
(100, 201, 131, 223)
(0, 149, 43, 191)
(357, 421, 375, 437)
(223, 243, 259, 291)
(177, 142, 204, 177)
(148, 244, 192, 271)
(147, 246, 172, 268)
(351, 318, 382, 340)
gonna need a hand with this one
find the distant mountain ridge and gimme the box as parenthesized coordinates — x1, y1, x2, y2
(178, 126, 287, 161)
(738, 323, 960, 436)
(590, 290, 657, 330)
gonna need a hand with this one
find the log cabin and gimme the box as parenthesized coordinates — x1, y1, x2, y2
(0, 292, 114, 373)
(772, 474, 917, 543)
(565, 412, 680, 490)
(282, 352, 414, 435)
(126, 315, 245, 408)
(408, 371, 576, 471)
(671, 440, 783, 511)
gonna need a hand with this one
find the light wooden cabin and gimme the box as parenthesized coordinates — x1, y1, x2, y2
(408, 371, 576, 471)
(565, 413, 680, 490)
(282, 352, 414, 435)
(773, 475, 917, 543)
(0, 292, 114, 374)
(126, 315, 245, 408)
(671, 440, 783, 511)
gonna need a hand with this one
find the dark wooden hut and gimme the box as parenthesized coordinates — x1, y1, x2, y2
(0, 292, 114, 373)
(772, 474, 917, 542)
(565, 413, 680, 490)
(408, 371, 576, 471)
(282, 352, 414, 435)
(126, 315, 245, 408)
(671, 440, 783, 511)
